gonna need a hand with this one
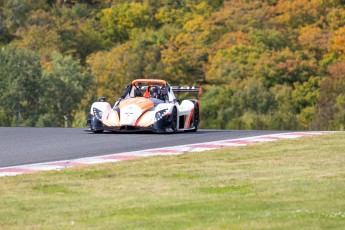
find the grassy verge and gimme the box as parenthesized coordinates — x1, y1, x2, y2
(1, 132, 345, 229)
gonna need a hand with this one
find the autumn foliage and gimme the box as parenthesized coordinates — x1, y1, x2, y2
(0, 0, 344, 130)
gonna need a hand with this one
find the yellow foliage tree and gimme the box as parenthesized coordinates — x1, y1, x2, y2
(332, 26, 345, 57)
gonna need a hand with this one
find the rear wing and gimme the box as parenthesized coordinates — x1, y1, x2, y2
(127, 83, 202, 99)
(171, 86, 202, 99)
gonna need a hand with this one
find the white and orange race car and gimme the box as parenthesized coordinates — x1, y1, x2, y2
(86, 79, 201, 133)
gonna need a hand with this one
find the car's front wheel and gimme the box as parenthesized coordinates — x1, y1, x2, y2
(91, 116, 104, 133)
(170, 107, 178, 133)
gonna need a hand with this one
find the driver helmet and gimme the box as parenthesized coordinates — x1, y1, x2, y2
(149, 85, 161, 99)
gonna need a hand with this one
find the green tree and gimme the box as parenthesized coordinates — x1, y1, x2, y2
(273, 0, 326, 29)
(37, 52, 92, 127)
(55, 4, 107, 62)
(161, 33, 208, 85)
(100, 2, 154, 43)
(1, 0, 49, 33)
(312, 62, 345, 130)
(1, 0, 345, 130)
(200, 79, 275, 130)
(199, 86, 234, 129)
(249, 29, 289, 51)
(292, 76, 321, 129)
(0, 2, 13, 47)
(87, 29, 163, 101)
(256, 48, 318, 87)
(10, 3, 107, 63)
(269, 84, 300, 130)
(0, 46, 42, 126)
(225, 79, 275, 130)
(10, 10, 61, 61)
(207, 45, 264, 84)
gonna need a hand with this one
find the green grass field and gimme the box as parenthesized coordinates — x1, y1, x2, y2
(1, 132, 345, 229)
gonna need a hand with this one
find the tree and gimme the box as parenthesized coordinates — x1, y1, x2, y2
(292, 76, 321, 128)
(269, 84, 300, 130)
(161, 32, 209, 85)
(199, 86, 234, 129)
(1, 0, 345, 130)
(10, 4, 107, 63)
(1, 0, 49, 33)
(0, 46, 42, 126)
(37, 52, 92, 127)
(206, 45, 263, 84)
(0, 1, 14, 47)
(273, 0, 325, 29)
(332, 26, 345, 58)
(326, 7, 345, 31)
(55, 4, 108, 62)
(100, 2, 154, 44)
(87, 29, 163, 101)
(256, 48, 318, 87)
(10, 10, 61, 61)
(249, 29, 289, 51)
(312, 61, 345, 130)
(298, 25, 330, 60)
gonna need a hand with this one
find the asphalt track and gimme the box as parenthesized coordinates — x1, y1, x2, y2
(0, 127, 287, 168)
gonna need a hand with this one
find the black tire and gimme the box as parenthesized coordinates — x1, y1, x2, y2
(186, 101, 199, 132)
(91, 117, 104, 133)
(93, 130, 104, 134)
(170, 107, 178, 132)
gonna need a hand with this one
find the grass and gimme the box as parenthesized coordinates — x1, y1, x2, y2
(1, 132, 345, 229)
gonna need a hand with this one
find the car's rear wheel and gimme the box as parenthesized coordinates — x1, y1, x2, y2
(186, 101, 199, 132)
(192, 104, 199, 132)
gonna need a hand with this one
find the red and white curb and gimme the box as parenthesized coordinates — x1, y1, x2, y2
(0, 131, 331, 177)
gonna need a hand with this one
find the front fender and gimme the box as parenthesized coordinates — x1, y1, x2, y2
(152, 103, 175, 132)
(90, 102, 112, 117)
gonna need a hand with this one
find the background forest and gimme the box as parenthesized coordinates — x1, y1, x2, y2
(0, 0, 344, 130)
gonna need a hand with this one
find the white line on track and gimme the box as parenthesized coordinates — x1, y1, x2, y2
(0, 131, 332, 177)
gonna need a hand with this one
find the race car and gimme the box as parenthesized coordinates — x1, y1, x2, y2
(86, 79, 201, 133)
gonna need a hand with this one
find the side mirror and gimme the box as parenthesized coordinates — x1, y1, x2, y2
(98, 97, 106, 102)
(174, 99, 181, 104)
(114, 98, 121, 107)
